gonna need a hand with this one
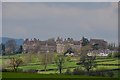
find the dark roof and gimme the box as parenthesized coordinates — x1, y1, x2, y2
(90, 39, 107, 44)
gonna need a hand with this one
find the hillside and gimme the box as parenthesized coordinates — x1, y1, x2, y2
(0, 37, 24, 45)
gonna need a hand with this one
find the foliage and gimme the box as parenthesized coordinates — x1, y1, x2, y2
(23, 69, 38, 73)
(107, 43, 116, 50)
(79, 43, 96, 72)
(66, 56, 71, 62)
(80, 45, 91, 55)
(2, 59, 11, 69)
(92, 43, 99, 50)
(112, 52, 120, 58)
(0, 43, 5, 55)
(65, 68, 72, 75)
(22, 53, 34, 65)
(107, 53, 112, 58)
(72, 67, 85, 75)
(107, 52, 120, 58)
(79, 45, 92, 65)
(81, 37, 89, 46)
(106, 71, 114, 77)
(81, 56, 97, 72)
(17, 45, 23, 53)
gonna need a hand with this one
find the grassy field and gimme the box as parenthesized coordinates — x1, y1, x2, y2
(97, 60, 119, 64)
(1, 54, 120, 78)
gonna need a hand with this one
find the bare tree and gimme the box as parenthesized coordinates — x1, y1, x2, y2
(22, 53, 33, 65)
(79, 45, 96, 72)
(80, 45, 91, 63)
(10, 57, 23, 72)
(38, 52, 54, 71)
(55, 55, 65, 74)
(5, 39, 16, 53)
(82, 56, 96, 72)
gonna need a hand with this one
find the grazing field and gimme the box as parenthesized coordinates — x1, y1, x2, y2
(1, 54, 120, 78)
(97, 60, 119, 64)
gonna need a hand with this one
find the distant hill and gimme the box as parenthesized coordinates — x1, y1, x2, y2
(0, 37, 24, 45)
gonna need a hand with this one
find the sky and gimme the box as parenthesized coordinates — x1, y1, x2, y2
(1, 2, 118, 44)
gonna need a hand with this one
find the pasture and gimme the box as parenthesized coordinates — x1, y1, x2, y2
(1, 53, 120, 78)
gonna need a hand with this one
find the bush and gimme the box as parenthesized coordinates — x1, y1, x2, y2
(72, 67, 85, 75)
(2, 59, 11, 69)
(16, 68, 23, 72)
(88, 70, 106, 77)
(106, 71, 114, 77)
(23, 69, 38, 73)
(65, 68, 72, 75)
(113, 52, 120, 58)
(2, 68, 14, 72)
(10, 57, 23, 72)
(66, 56, 71, 62)
(107, 53, 112, 58)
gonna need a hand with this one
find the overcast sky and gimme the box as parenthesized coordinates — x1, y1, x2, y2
(2, 2, 118, 43)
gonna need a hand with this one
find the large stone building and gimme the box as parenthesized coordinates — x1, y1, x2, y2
(56, 37, 82, 53)
(23, 38, 56, 53)
(23, 37, 82, 53)
(23, 37, 108, 54)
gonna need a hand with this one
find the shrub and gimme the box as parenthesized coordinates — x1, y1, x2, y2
(107, 53, 112, 58)
(96, 67, 106, 71)
(2, 68, 13, 72)
(2, 59, 11, 69)
(65, 68, 72, 75)
(10, 57, 23, 72)
(106, 71, 114, 77)
(16, 68, 23, 72)
(23, 69, 38, 73)
(66, 56, 71, 62)
(88, 70, 106, 77)
(113, 52, 120, 58)
(55, 55, 65, 74)
(72, 67, 85, 75)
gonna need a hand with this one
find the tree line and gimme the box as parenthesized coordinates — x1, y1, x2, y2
(0, 39, 23, 55)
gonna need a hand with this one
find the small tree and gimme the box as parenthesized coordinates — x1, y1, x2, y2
(10, 57, 23, 72)
(113, 52, 120, 58)
(22, 53, 33, 65)
(82, 56, 97, 72)
(39, 53, 54, 71)
(55, 55, 65, 74)
(81, 36, 89, 46)
(79, 45, 96, 72)
(0, 43, 5, 55)
(80, 45, 91, 63)
(18, 45, 23, 53)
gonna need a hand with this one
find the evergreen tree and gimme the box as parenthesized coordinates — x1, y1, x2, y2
(0, 43, 5, 55)
(18, 45, 23, 53)
(81, 37, 89, 46)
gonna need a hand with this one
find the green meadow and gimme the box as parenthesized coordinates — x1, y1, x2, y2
(1, 54, 120, 78)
